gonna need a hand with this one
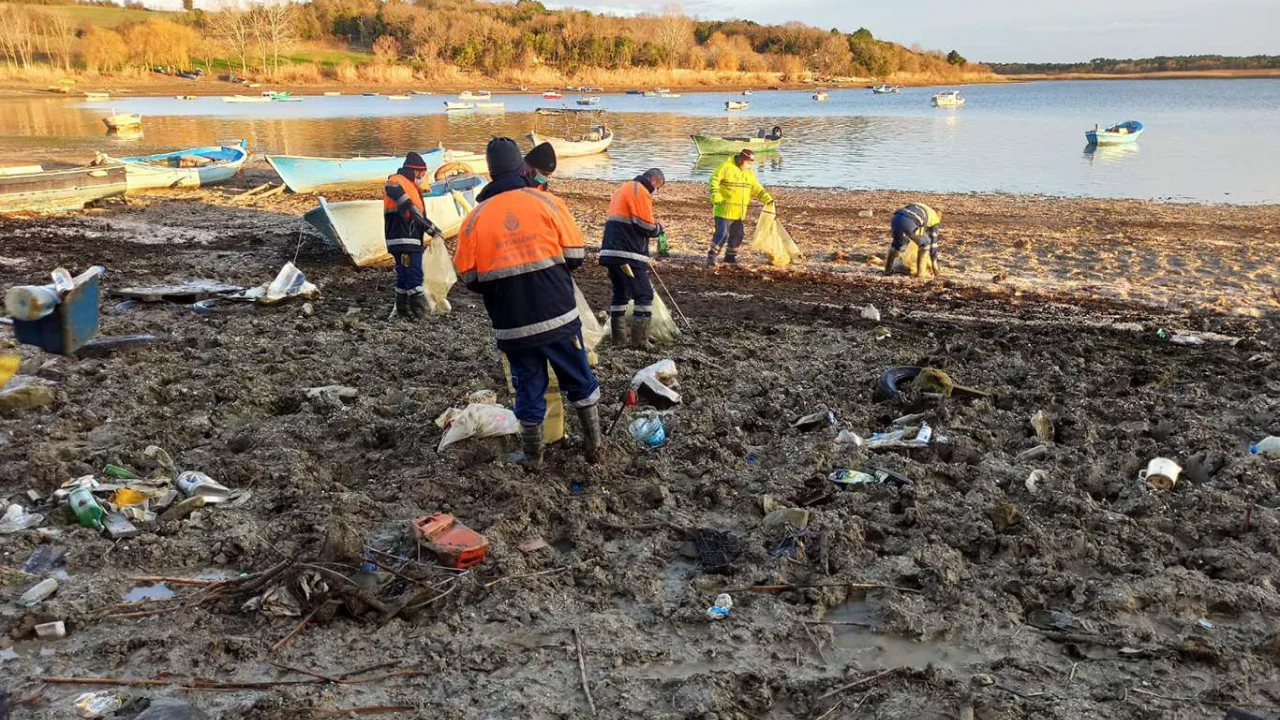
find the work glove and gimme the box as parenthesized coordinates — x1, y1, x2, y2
(712, 194, 724, 206)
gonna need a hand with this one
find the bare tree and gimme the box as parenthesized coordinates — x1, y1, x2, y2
(42, 12, 78, 72)
(652, 3, 692, 69)
(0, 9, 39, 69)
(210, 1, 253, 75)
(258, 0, 296, 76)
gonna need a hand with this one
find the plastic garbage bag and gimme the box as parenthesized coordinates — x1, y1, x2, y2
(423, 234, 456, 315)
(631, 358, 682, 408)
(624, 293, 680, 344)
(435, 403, 519, 451)
(892, 240, 935, 276)
(751, 204, 801, 268)
(574, 282, 604, 357)
(239, 262, 319, 305)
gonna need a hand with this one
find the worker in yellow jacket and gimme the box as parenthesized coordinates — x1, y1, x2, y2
(706, 149, 774, 267)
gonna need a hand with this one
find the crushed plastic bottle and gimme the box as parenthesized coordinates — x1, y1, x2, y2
(68, 487, 105, 529)
(828, 469, 878, 485)
(706, 593, 732, 620)
(657, 231, 670, 258)
(73, 691, 123, 718)
(1250, 437, 1280, 458)
(630, 416, 666, 448)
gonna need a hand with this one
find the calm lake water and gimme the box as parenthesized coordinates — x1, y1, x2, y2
(2, 78, 1277, 203)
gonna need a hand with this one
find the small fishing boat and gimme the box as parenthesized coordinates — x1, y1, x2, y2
(535, 107, 606, 117)
(576, 96, 601, 106)
(387, 95, 411, 101)
(742, 90, 753, 96)
(655, 87, 671, 94)
(273, 95, 302, 103)
(529, 108, 613, 157)
(411, 90, 433, 96)
(871, 84, 900, 94)
(84, 92, 110, 102)
(542, 90, 564, 100)
(691, 126, 783, 156)
(931, 91, 964, 107)
(459, 90, 491, 102)
(266, 147, 446, 193)
(444, 101, 475, 111)
(102, 112, 142, 130)
(323, 91, 342, 96)
(362, 92, 381, 97)
(1086, 120, 1144, 145)
(176, 95, 196, 100)
(0, 164, 127, 214)
(224, 95, 270, 103)
(262, 90, 286, 99)
(624, 89, 643, 95)
(474, 102, 505, 110)
(528, 128, 613, 157)
(304, 174, 486, 267)
(581, 86, 603, 93)
(812, 90, 830, 102)
(725, 100, 749, 111)
(656, 90, 681, 98)
(104, 140, 249, 191)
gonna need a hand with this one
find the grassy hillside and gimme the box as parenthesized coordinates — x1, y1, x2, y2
(7, 2, 162, 28)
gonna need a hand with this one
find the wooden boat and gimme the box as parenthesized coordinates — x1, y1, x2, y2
(474, 102, 505, 110)
(725, 100, 749, 111)
(458, 90, 491, 101)
(931, 91, 964, 107)
(176, 95, 197, 100)
(266, 148, 445, 193)
(871, 84, 900, 94)
(691, 128, 783, 156)
(742, 90, 753, 96)
(224, 95, 270, 103)
(303, 174, 486, 267)
(273, 96, 302, 103)
(576, 96, 601, 106)
(0, 164, 126, 213)
(535, 107, 606, 117)
(527, 127, 613, 157)
(387, 95, 411, 101)
(84, 92, 110, 102)
(105, 140, 248, 191)
(542, 90, 564, 100)
(323, 91, 342, 96)
(1086, 120, 1144, 145)
(812, 90, 830, 102)
(103, 112, 142, 130)
(444, 101, 475, 111)
(361, 92, 381, 97)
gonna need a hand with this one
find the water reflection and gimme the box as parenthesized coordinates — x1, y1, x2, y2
(690, 152, 784, 178)
(1, 78, 1278, 202)
(1083, 142, 1140, 164)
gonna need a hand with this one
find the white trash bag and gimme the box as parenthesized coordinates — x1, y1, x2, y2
(423, 234, 457, 315)
(435, 403, 518, 452)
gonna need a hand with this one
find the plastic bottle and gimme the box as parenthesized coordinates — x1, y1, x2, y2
(657, 231, 670, 257)
(68, 487, 105, 529)
(18, 577, 58, 607)
(706, 593, 732, 620)
(4, 285, 60, 321)
(1251, 437, 1280, 458)
(630, 416, 666, 448)
(103, 464, 138, 480)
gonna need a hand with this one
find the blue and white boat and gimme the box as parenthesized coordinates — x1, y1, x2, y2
(266, 147, 446, 193)
(1086, 120, 1144, 145)
(108, 140, 248, 191)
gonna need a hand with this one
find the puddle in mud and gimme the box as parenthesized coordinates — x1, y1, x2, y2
(551, 538, 576, 554)
(122, 582, 175, 602)
(823, 594, 991, 672)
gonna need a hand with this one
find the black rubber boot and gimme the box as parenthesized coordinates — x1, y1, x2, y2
(610, 316, 629, 346)
(395, 294, 410, 318)
(577, 404, 602, 463)
(407, 292, 428, 321)
(631, 317, 652, 349)
(512, 421, 544, 471)
(704, 250, 718, 268)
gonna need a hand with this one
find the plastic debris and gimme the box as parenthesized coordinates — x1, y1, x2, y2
(860, 304, 881, 321)
(1250, 436, 1280, 458)
(260, 584, 302, 617)
(0, 376, 55, 412)
(863, 422, 936, 449)
(630, 359, 681, 409)
(1016, 444, 1048, 462)
(835, 429, 864, 446)
(1026, 469, 1047, 494)
(103, 512, 140, 540)
(412, 513, 490, 568)
(435, 403, 519, 451)
(829, 467, 912, 487)
(750, 203, 800, 268)
(239, 262, 319, 305)
(0, 504, 43, 534)
(35, 620, 66, 639)
(630, 416, 666, 448)
(69, 487, 106, 529)
(706, 593, 733, 620)
(19, 577, 58, 607)
(792, 410, 836, 432)
(144, 445, 176, 476)
(176, 471, 232, 503)
(74, 691, 123, 718)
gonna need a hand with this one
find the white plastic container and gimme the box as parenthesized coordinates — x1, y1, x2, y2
(1251, 437, 1280, 458)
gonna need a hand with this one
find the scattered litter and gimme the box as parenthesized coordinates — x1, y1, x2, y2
(630, 359, 681, 409)
(829, 467, 912, 488)
(114, 280, 243, 303)
(1139, 457, 1182, 489)
(175, 471, 232, 503)
(190, 299, 218, 314)
(1157, 330, 1240, 347)
(858, 209, 873, 218)
(863, 422, 936, 450)
(260, 584, 302, 617)
(623, 293, 681, 344)
(102, 512, 139, 540)
(73, 691, 123, 718)
(19, 577, 58, 607)
(1250, 436, 1280, 458)
(574, 283, 604, 359)
(412, 513, 489, 568)
(792, 410, 835, 432)
(0, 504, 43, 533)
(873, 327, 892, 341)
(423, 233, 457, 314)
(629, 415, 666, 448)
(35, 620, 66, 639)
(158, 495, 207, 524)
(435, 403, 518, 451)
(891, 412, 927, 427)
(302, 302, 314, 316)
(762, 507, 810, 533)
(1030, 409, 1055, 444)
(860, 304, 880, 321)
(834, 429, 863, 446)
(0, 376, 54, 412)
(692, 529, 743, 573)
(516, 537, 549, 555)
(111, 487, 149, 508)
(103, 464, 138, 480)
(1026, 469, 1047, 494)
(238, 262, 319, 305)
(68, 487, 106, 529)
(874, 366, 987, 402)
(706, 593, 733, 620)
(1198, 618, 1215, 630)
(1016, 444, 1048, 462)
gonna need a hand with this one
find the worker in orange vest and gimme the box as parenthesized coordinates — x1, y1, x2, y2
(454, 138, 601, 469)
(383, 151, 442, 320)
(600, 168, 665, 347)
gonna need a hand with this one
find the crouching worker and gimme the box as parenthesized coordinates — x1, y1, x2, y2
(600, 168, 666, 348)
(453, 138, 602, 469)
(384, 151, 443, 320)
(885, 202, 942, 278)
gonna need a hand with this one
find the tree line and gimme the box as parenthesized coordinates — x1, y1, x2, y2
(991, 55, 1280, 75)
(1, 0, 987, 82)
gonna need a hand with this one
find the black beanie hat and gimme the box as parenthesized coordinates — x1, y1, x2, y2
(524, 142, 557, 175)
(486, 137, 525, 177)
(403, 151, 427, 170)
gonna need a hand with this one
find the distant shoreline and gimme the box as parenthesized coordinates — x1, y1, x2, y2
(1000, 68, 1280, 82)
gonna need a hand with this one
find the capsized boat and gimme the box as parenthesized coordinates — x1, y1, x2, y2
(103, 112, 142, 130)
(265, 147, 446, 193)
(931, 91, 964, 107)
(0, 164, 126, 214)
(303, 174, 486, 267)
(104, 140, 248, 191)
(691, 126, 783, 156)
(725, 100, 749, 111)
(1086, 120, 1144, 145)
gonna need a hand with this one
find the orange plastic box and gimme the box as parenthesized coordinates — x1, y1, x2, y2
(411, 513, 490, 569)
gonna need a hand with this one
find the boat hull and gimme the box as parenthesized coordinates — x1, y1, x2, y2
(266, 148, 445, 193)
(0, 164, 126, 213)
(691, 134, 781, 156)
(303, 175, 486, 267)
(1086, 121, 1144, 145)
(527, 131, 612, 158)
(114, 142, 248, 191)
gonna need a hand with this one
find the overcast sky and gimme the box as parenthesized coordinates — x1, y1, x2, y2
(546, 0, 1280, 63)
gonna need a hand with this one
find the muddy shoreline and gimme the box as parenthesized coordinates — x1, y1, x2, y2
(0, 171, 1277, 718)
